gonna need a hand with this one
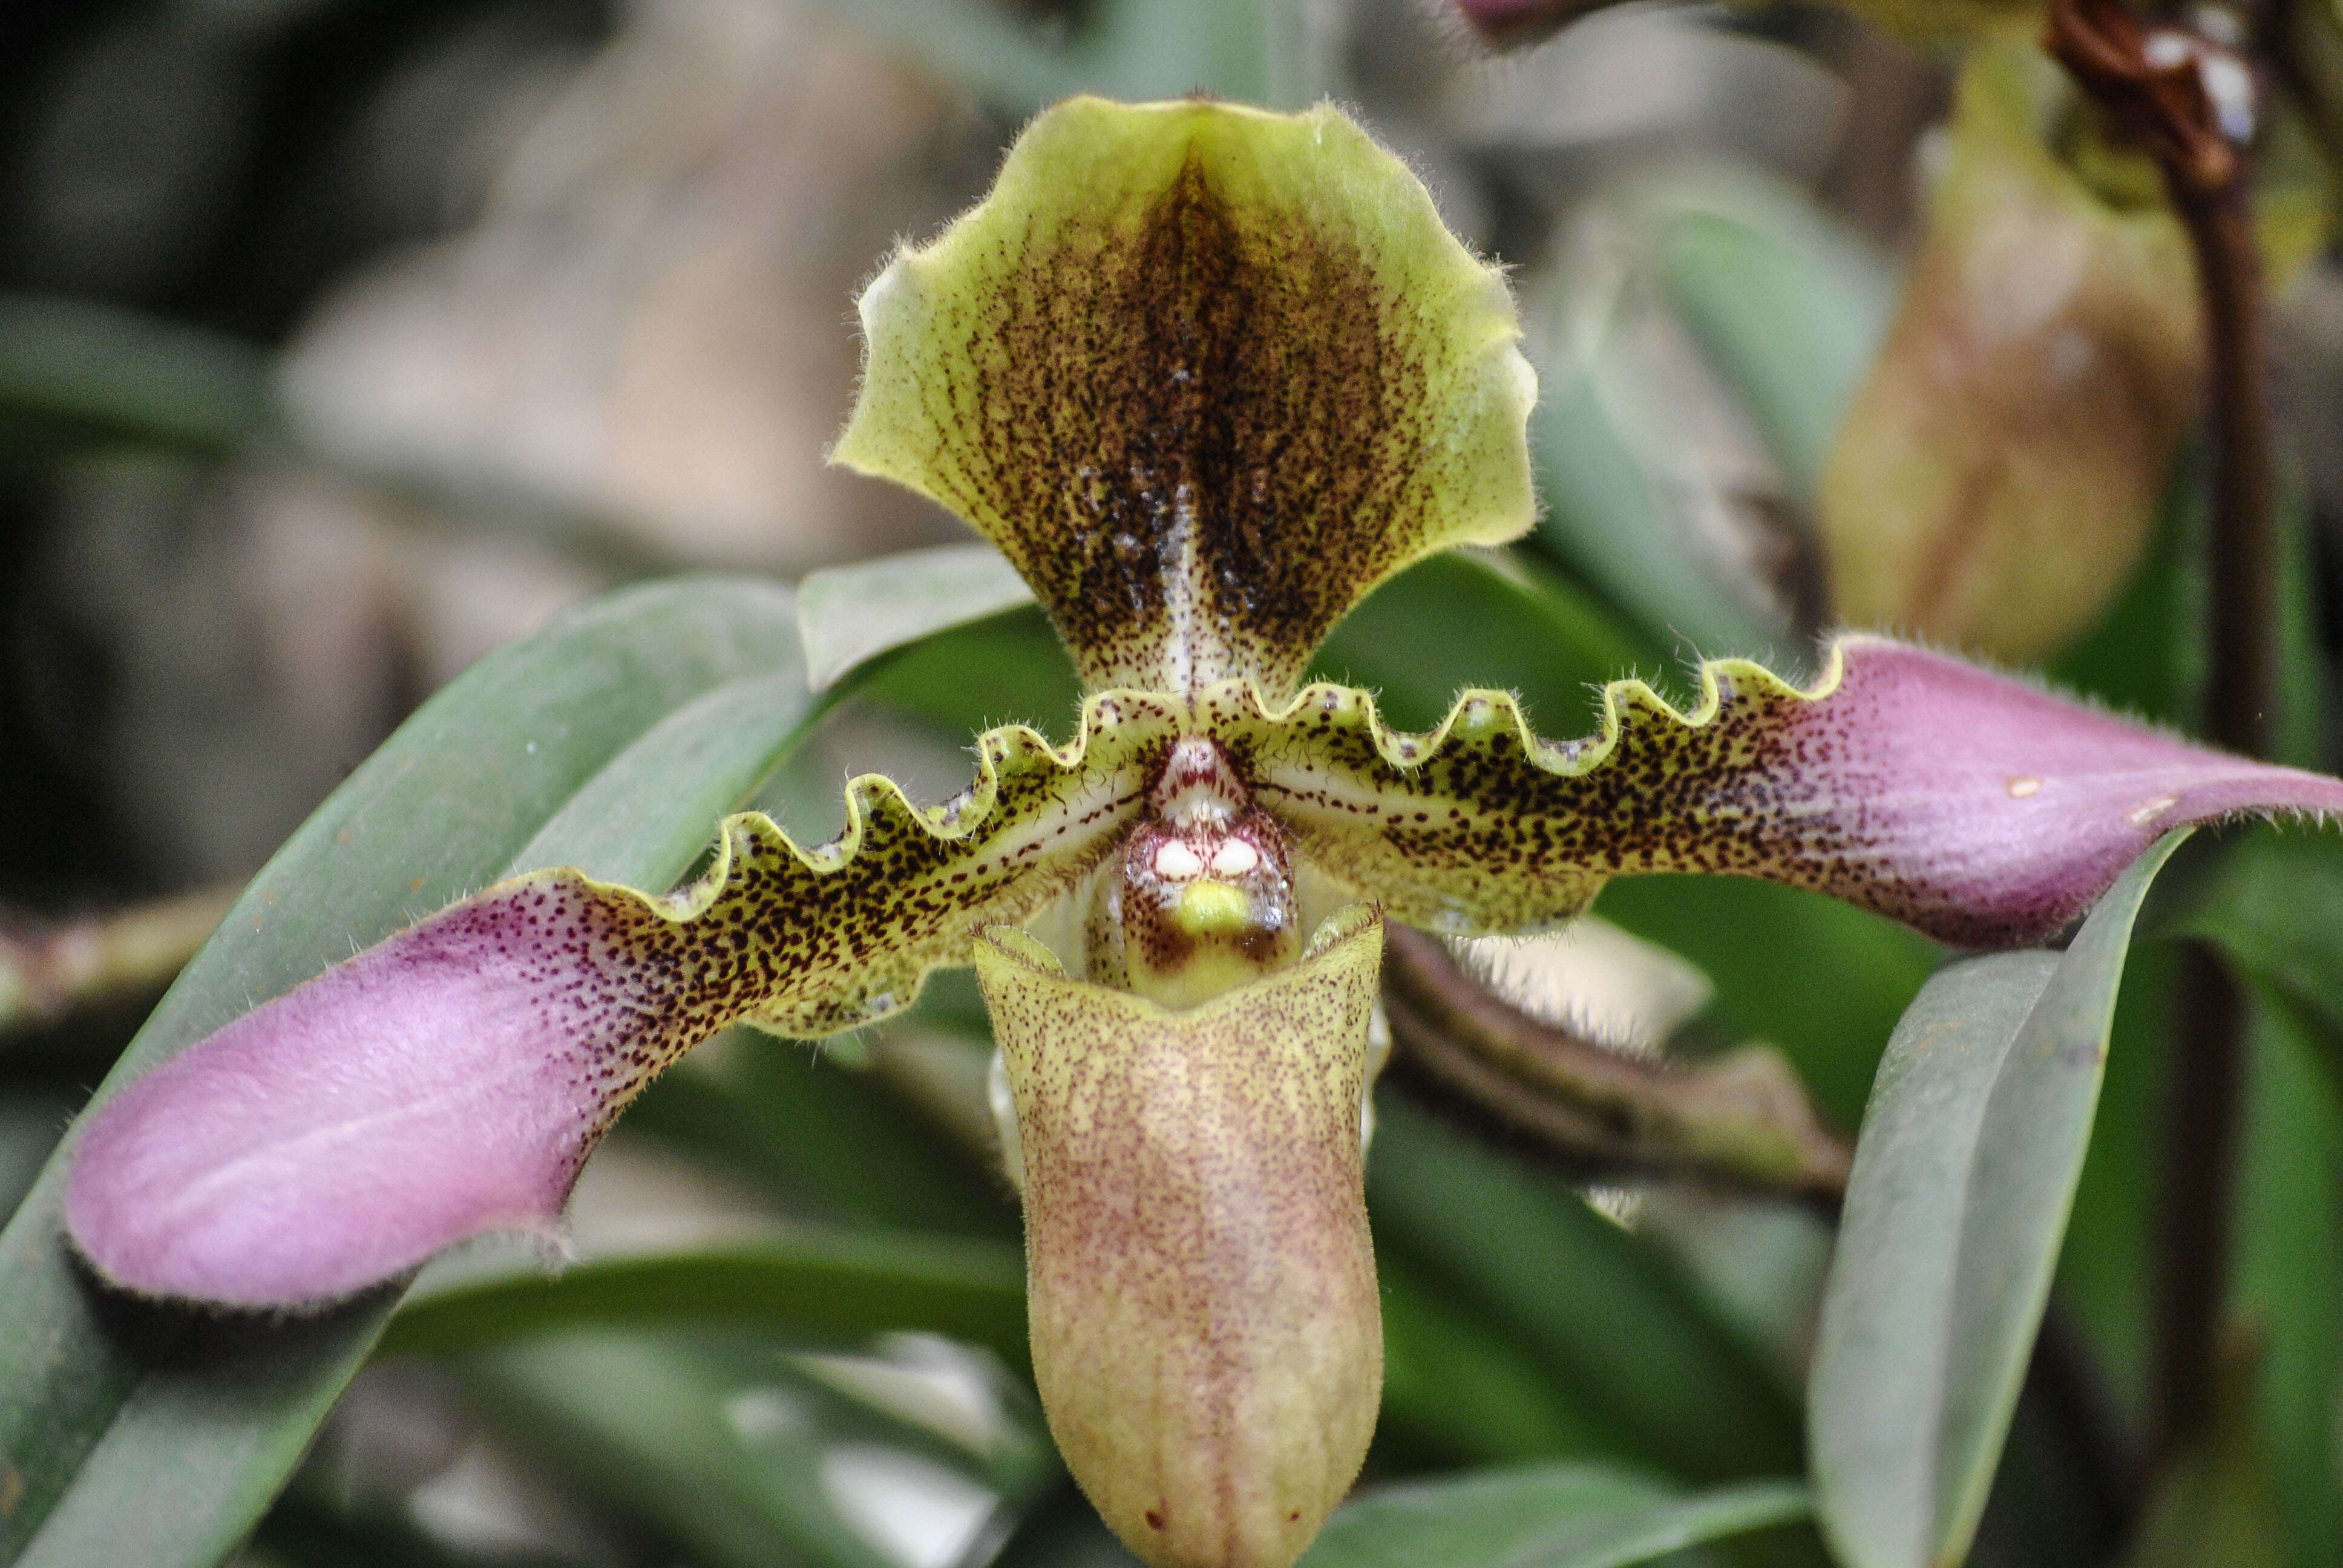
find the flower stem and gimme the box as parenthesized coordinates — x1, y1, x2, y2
(0, 887, 238, 1037)
(1379, 924, 1851, 1204)
(2046, 0, 2274, 1459)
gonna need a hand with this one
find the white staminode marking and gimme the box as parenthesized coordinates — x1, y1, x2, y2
(1208, 838, 1259, 877)
(1153, 840, 1205, 880)
(1164, 480, 1201, 690)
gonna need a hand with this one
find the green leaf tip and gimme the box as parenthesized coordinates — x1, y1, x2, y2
(830, 95, 1536, 700)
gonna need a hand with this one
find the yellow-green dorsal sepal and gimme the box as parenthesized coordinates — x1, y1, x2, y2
(830, 96, 1536, 701)
(975, 904, 1386, 1568)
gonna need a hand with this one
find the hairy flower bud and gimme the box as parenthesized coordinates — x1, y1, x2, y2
(1818, 46, 2199, 663)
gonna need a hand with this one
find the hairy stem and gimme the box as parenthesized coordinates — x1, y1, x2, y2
(2046, 0, 2273, 1459)
(2161, 168, 2270, 1461)
(1379, 923, 1850, 1203)
(0, 887, 238, 1037)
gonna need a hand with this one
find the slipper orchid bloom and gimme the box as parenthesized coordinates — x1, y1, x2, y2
(65, 96, 2343, 1568)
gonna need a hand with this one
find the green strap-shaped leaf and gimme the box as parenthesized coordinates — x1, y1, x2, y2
(1807, 829, 2190, 1568)
(454, 1324, 1057, 1568)
(1297, 1463, 1810, 1568)
(383, 1232, 1029, 1369)
(830, 96, 1536, 699)
(1366, 1095, 1803, 1482)
(798, 542, 1039, 693)
(0, 578, 818, 1567)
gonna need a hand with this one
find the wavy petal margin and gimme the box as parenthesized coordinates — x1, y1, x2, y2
(1216, 635, 2343, 949)
(976, 904, 1384, 1568)
(66, 696, 1186, 1305)
(830, 96, 1535, 701)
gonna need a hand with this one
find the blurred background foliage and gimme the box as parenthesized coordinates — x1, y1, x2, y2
(3, 2, 2342, 1567)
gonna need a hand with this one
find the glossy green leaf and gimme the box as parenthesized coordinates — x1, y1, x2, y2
(1367, 1094, 1803, 1482)
(2228, 982, 2343, 1567)
(1652, 183, 1895, 501)
(0, 1094, 68, 1223)
(2161, 825, 2343, 1093)
(859, 604, 1087, 739)
(1375, 1253, 1619, 1469)
(627, 1030, 1020, 1241)
(0, 577, 823, 1567)
(1528, 332, 1786, 659)
(1809, 831, 2189, 1568)
(2040, 936, 2172, 1424)
(1309, 548, 1656, 734)
(383, 1232, 1029, 1368)
(799, 543, 1037, 693)
(1300, 1463, 1810, 1568)
(458, 1324, 1058, 1568)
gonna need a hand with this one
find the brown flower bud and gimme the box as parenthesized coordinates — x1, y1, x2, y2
(1818, 44, 2199, 664)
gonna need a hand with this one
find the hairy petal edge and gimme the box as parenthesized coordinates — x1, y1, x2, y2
(1220, 635, 2343, 947)
(65, 696, 1183, 1306)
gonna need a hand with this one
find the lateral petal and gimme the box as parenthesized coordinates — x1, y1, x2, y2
(830, 96, 1535, 699)
(1211, 636, 2343, 949)
(67, 696, 1184, 1305)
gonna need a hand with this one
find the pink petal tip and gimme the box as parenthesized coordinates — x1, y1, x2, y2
(1800, 638, 2343, 946)
(67, 875, 690, 1307)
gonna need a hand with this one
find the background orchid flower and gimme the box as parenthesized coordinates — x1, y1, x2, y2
(59, 93, 2343, 1568)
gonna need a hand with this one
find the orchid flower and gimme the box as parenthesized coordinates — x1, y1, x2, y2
(64, 96, 2343, 1568)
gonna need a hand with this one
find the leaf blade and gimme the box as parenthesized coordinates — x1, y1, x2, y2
(1, 577, 818, 1567)
(798, 543, 1037, 694)
(382, 1232, 1030, 1370)
(1300, 1462, 1809, 1568)
(1809, 829, 2190, 1568)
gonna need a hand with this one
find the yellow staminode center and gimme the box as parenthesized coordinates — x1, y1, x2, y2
(1172, 880, 1256, 938)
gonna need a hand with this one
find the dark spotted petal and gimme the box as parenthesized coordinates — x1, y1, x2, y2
(65, 696, 1189, 1305)
(1208, 636, 2343, 949)
(829, 96, 1535, 700)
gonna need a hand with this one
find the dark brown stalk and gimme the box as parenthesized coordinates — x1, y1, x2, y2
(2047, 0, 2273, 1459)
(1380, 923, 1851, 1204)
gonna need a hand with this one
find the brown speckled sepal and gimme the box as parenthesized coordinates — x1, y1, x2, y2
(977, 905, 1384, 1568)
(830, 96, 1536, 701)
